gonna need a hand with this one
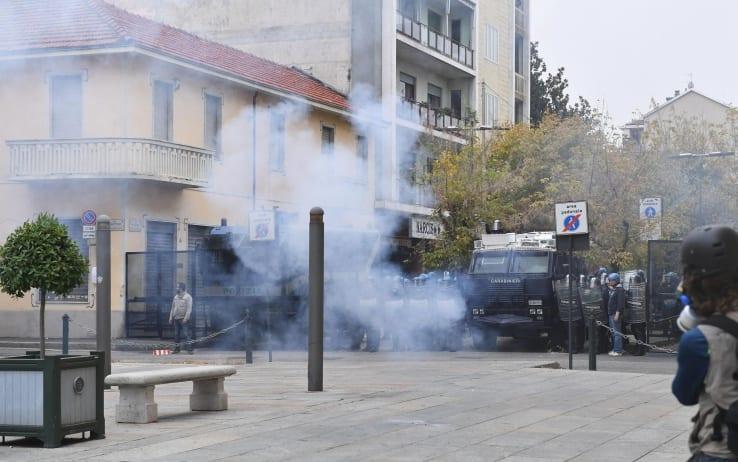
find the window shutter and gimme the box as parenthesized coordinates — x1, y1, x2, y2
(153, 81, 173, 141)
(51, 75, 82, 138)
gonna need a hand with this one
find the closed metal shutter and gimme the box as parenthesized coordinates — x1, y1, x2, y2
(145, 222, 177, 338)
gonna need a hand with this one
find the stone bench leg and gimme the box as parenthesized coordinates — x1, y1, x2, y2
(190, 377, 228, 411)
(116, 385, 158, 423)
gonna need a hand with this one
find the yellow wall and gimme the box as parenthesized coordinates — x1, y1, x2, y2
(0, 51, 374, 338)
(477, 0, 516, 125)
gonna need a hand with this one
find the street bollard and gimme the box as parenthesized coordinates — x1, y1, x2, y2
(96, 215, 112, 380)
(308, 207, 324, 392)
(62, 313, 70, 355)
(588, 316, 597, 371)
(267, 305, 273, 363)
(244, 309, 253, 364)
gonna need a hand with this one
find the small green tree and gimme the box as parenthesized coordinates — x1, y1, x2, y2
(0, 214, 87, 358)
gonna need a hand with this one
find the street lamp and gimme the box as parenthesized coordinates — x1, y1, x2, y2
(670, 151, 735, 225)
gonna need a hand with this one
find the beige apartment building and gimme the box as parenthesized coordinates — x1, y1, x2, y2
(0, 0, 376, 338)
(111, 0, 531, 270)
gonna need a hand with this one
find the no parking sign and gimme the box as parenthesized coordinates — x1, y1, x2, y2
(555, 201, 589, 236)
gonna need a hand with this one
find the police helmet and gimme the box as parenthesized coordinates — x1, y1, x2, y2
(607, 273, 620, 284)
(681, 225, 738, 277)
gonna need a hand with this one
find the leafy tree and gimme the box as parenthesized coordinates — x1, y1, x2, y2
(530, 42, 593, 125)
(424, 112, 738, 273)
(0, 214, 87, 358)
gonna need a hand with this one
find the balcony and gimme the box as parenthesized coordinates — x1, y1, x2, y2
(515, 73, 526, 101)
(397, 99, 465, 132)
(7, 138, 213, 187)
(396, 11, 474, 70)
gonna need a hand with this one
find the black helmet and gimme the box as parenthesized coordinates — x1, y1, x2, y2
(681, 225, 738, 277)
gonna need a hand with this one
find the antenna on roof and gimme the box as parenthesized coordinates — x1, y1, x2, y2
(687, 73, 694, 90)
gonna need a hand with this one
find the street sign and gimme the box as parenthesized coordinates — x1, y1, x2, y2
(83, 225, 96, 239)
(81, 210, 97, 226)
(109, 218, 124, 231)
(249, 210, 276, 241)
(640, 197, 662, 220)
(555, 201, 589, 236)
(640, 197, 662, 241)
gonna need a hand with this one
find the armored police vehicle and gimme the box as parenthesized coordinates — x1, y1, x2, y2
(463, 231, 585, 351)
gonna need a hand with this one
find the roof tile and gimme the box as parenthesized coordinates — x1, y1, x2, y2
(0, 0, 349, 111)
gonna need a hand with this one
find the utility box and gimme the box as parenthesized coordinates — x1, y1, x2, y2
(0, 352, 105, 448)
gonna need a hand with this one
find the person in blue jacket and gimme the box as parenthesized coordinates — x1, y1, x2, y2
(672, 225, 738, 461)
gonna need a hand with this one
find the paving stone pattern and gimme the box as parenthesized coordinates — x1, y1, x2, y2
(0, 352, 692, 461)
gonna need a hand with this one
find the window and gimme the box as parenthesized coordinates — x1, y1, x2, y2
(399, 72, 416, 101)
(427, 83, 442, 110)
(428, 9, 442, 33)
(485, 24, 499, 63)
(47, 219, 88, 302)
(50, 74, 82, 138)
(515, 34, 525, 74)
(450, 90, 462, 119)
(356, 135, 369, 181)
(204, 93, 222, 157)
(399, 0, 415, 19)
(321, 124, 335, 156)
(485, 90, 499, 126)
(451, 19, 462, 43)
(153, 80, 174, 141)
(511, 252, 550, 274)
(270, 111, 286, 172)
(472, 251, 508, 274)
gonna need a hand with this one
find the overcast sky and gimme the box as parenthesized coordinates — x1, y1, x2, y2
(530, 0, 737, 125)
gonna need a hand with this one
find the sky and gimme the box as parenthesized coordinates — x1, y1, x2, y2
(530, 0, 738, 125)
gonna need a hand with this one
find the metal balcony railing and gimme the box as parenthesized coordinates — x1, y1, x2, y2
(397, 98, 466, 132)
(396, 11, 474, 69)
(515, 73, 526, 101)
(7, 138, 213, 187)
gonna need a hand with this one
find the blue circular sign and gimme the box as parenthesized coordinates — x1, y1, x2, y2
(562, 214, 581, 232)
(644, 206, 657, 218)
(81, 210, 97, 225)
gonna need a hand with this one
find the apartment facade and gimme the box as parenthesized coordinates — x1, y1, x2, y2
(111, 0, 531, 271)
(0, 0, 376, 338)
(622, 87, 736, 145)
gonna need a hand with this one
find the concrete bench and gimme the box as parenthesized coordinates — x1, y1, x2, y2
(104, 365, 237, 423)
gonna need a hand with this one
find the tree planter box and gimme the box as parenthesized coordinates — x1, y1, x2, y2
(0, 351, 105, 448)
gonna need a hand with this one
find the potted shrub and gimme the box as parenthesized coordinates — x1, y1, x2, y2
(0, 214, 104, 447)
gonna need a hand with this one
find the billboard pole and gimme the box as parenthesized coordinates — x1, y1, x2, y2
(568, 237, 573, 370)
(555, 201, 590, 371)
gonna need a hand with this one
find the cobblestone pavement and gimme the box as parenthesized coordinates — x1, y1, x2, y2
(0, 352, 691, 461)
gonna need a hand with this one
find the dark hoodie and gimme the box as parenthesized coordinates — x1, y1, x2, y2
(607, 284, 626, 316)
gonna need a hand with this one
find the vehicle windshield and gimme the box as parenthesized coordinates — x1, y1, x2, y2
(510, 251, 550, 274)
(471, 251, 508, 273)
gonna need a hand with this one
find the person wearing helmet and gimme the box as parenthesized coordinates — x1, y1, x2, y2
(671, 225, 738, 461)
(605, 272, 625, 356)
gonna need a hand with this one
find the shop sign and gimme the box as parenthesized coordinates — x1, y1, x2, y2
(409, 216, 442, 240)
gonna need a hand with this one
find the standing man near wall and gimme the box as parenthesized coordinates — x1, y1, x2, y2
(169, 282, 194, 354)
